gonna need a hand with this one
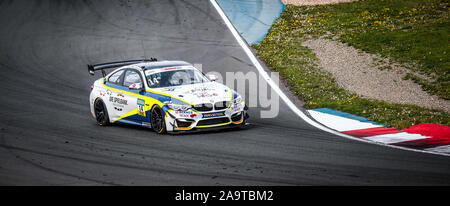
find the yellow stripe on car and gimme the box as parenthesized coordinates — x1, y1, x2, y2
(195, 122, 232, 128)
(145, 88, 194, 105)
(112, 108, 139, 123)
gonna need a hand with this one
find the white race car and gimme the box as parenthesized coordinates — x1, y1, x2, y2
(88, 59, 248, 134)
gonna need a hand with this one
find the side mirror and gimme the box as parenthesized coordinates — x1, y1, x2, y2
(208, 74, 218, 81)
(129, 83, 143, 91)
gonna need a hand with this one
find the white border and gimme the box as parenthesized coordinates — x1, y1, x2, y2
(209, 0, 449, 157)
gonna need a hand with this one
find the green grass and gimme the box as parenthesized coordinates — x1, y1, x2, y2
(252, 0, 449, 128)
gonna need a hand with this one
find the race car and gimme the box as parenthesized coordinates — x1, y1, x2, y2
(88, 59, 248, 134)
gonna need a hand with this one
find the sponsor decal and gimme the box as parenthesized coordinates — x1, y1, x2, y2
(174, 110, 194, 118)
(137, 98, 146, 116)
(117, 94, 125, 98)
(196, 92, 217, 98)
(176, 114, 189, 118)
(184, 86, 220, 98)
(137, 98, 145, 106)
(202, 111, 225, 119)
(175, 110, 193, 114)
(109, 96, 128, 105)
(163, 87, 176, 92)
(99, 90, 106, 96)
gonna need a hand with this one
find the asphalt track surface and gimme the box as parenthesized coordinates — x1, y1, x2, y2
(0, 0, 449, 185)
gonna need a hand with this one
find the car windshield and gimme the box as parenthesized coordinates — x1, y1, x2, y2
(145, 67, 210, 88)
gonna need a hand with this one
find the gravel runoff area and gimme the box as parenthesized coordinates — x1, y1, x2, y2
(281, 0, 357, 5)
(303, 38, 450, 113)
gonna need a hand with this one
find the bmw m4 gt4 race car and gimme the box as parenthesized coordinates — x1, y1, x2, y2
(88, 59, 248, 134)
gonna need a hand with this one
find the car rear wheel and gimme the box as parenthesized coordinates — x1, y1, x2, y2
(94, 99, 110, 126)
(151, 105, 166, 134)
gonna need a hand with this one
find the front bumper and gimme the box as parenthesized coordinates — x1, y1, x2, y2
(164, 102, 248, 132)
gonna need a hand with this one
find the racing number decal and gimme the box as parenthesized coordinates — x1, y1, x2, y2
(137, 98, 146, 116)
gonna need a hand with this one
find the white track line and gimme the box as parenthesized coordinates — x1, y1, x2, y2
(425, 145, 450, 154)
(308, 110, 380, 131)
(364, 132, 431, 144)
(209, 0, 449, 157)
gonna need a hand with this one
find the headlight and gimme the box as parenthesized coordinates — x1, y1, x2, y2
(232, 96, 242, 106)
(165, 101, 192, 111)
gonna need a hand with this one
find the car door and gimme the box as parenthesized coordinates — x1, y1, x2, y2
(104, 69, 126, 122)
(122, 69, 148, 124)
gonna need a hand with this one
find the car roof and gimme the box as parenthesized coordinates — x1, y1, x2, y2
(134, 60, 192, 70)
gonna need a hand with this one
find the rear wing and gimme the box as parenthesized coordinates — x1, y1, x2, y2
(87, 58, 157, 77)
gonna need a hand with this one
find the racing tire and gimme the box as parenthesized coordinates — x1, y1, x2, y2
(94, 99, 110, 126)
(150, 105, 166, 134)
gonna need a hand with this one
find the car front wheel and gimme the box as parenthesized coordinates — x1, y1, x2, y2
(150, 105, 166, 134)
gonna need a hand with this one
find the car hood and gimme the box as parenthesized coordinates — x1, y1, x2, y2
(151, 82, 234, 105)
